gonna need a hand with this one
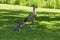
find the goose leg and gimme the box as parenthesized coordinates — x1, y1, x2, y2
(32, 18, 35, 24)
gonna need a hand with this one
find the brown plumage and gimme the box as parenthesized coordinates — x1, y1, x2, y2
(12, 6, 38, 32)
(24, 6, 37, 22)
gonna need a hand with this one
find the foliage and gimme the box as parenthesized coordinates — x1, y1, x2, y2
(0, 0, 60, 8)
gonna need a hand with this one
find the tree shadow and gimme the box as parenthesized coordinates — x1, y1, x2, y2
(36, 16, 50, 21)
(0, 9, 60, 29)
(0, 9, 60, 40)
(0, 9, 31, 30)
(36, 12, 60, 21)
(0, 9, 31, 15)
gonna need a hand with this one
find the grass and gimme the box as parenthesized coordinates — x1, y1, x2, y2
(0, 4, 60, 40)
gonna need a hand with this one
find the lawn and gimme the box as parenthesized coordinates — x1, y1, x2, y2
(0, 4, 60, 40)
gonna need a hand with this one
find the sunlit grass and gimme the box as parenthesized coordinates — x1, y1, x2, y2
(0, 4, 60, 40)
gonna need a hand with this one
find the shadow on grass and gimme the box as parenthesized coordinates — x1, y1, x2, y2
(0, 9, 31, 15)
(0, 9, 30, 30)
(37, 12, 60, 14)
(0, 9, 60, 29)
(0, 9, 60, 40)
(36, 16, 60, 21)
(36, 12, 60, 21)
(0, 9, 31, 23)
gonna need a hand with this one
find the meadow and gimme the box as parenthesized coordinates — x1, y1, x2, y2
(0, 4, 60, 40)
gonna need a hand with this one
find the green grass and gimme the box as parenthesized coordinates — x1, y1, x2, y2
(0, 4, 60, 40)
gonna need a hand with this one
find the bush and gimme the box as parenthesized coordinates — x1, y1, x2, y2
(0, 0, 60, 9)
